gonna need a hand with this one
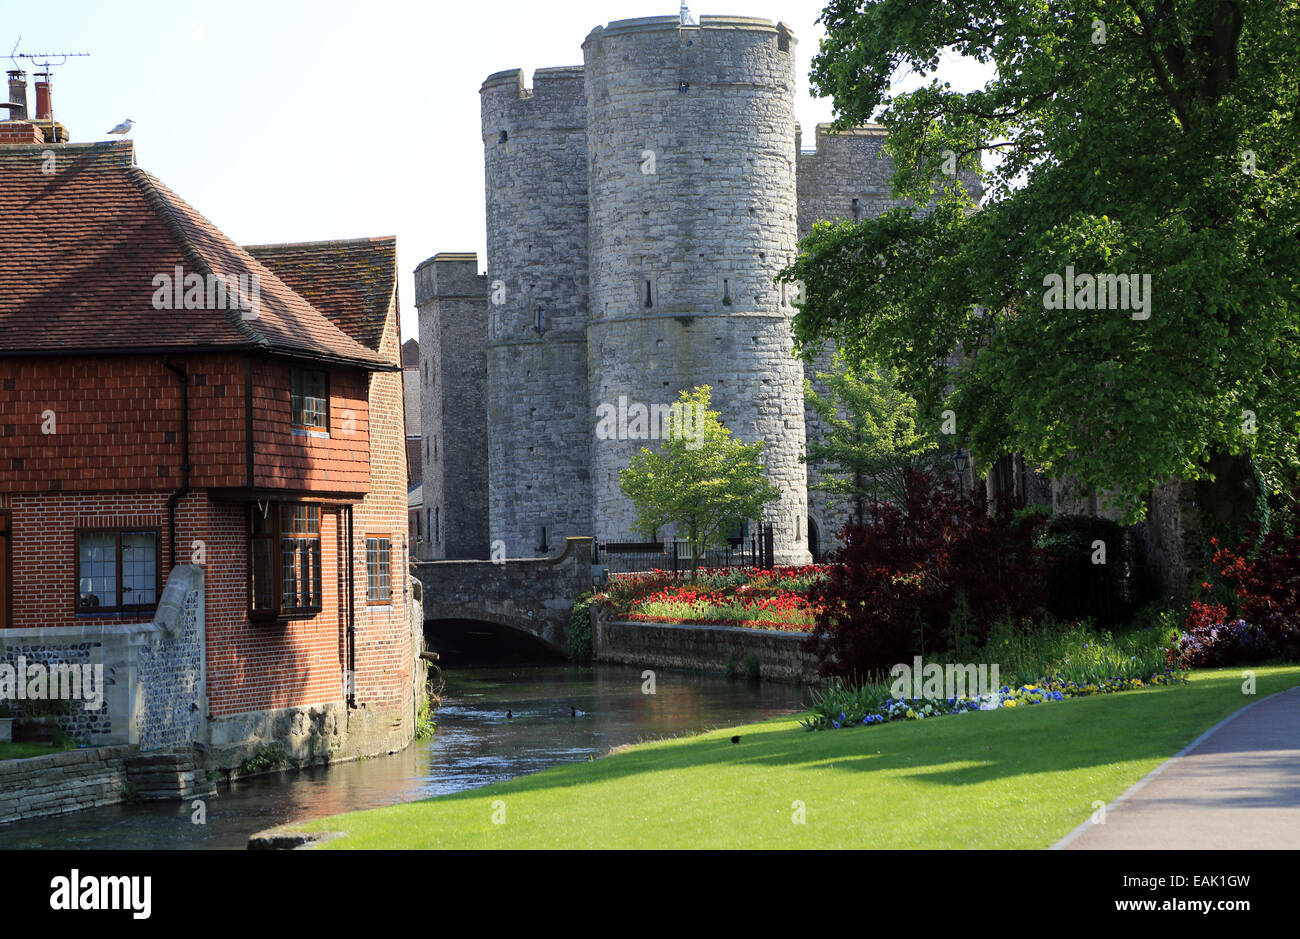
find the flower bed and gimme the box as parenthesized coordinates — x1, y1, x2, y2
(802, 670, 1188, 731)
(595, 565, 828, 631)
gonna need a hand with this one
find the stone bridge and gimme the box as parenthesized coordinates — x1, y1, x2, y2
(412, 537, 595, 658)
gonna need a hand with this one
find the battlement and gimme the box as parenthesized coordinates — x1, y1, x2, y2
(480, 66, 587, 142)
(585, 14, 788, 42)
(480, 67, 585, 102)
(796, 122, 889, 158)
(414, 252, 487, 307)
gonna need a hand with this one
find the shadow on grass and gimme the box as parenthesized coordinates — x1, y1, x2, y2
(374, 668, 1300, 813)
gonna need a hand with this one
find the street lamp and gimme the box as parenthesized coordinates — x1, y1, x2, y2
(953, 447, 969, 493)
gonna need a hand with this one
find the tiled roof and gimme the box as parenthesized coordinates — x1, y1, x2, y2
(246, 237, 398, 354)
(0, 141, 393, 370)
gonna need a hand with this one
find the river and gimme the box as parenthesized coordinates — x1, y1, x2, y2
(0, 663, 809, 849)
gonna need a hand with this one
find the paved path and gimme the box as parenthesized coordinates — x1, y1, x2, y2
(1058, 686, 1300, 849)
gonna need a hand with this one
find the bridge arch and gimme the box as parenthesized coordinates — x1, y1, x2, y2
(412, 537, 594, 660)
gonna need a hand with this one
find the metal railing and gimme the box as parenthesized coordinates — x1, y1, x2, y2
(597, 524, 775, 575)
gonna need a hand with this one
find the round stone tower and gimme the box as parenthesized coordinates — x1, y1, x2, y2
(480, 66, 592, 556)
(582, 15, 810, 563)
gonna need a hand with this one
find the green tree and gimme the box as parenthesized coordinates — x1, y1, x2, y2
(780, 0, 1300, 522)
(803, 352, 942, 520)
(619, 385, 780, 569)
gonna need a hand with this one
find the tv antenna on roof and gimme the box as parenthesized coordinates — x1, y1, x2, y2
(9, 36, 91, 69)
(14, 52, 92, 69)
(5, 38, 89, 139)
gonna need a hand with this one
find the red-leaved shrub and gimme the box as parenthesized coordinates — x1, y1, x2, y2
(1172, 498, 1300, 667)
(804, 471, 1048, 680)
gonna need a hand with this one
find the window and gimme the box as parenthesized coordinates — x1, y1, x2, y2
(250, 503, 322, 619)
(76, 529, 158, 613)
(291, 369, 328, 431)
(435, 508, 441, 544)
(366, 536, 392, 605)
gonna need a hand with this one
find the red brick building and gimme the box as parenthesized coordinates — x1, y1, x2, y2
(0, 135, 415, 764)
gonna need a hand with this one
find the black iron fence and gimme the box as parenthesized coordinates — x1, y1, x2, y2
(597, 524, 775, 575)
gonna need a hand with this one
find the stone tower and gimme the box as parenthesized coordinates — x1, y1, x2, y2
(582, 15, 810, 564)
(420, 11, 960, 563)
(414, 253, 490, 560)
(480, 66, 592, 558)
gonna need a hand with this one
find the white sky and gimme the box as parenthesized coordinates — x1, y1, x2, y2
(9, 1, 990, 342)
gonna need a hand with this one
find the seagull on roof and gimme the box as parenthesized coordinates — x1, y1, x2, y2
(107, 118, 135, 135)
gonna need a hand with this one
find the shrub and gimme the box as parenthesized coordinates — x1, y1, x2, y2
(1211, 509, 1300, 642)
(1038, 514, 1132, 625)
(569, 594, 595, 663)
(804, 470, 1048, 679)
(1169, 497, 1300, 667)
(1172, 618, 1281, 668)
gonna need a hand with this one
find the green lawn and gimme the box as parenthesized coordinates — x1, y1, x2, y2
(0, 739, 79, 761)
(296, 665, 1300, 849)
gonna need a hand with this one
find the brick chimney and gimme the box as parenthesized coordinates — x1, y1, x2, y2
(0, 121, 45, 145)
(33, 72, 51, 121)
(0, 67, 43, 145)
(6, 69, 27, 120)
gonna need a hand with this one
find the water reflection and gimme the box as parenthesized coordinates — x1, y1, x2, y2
(0, 663, 808, 850)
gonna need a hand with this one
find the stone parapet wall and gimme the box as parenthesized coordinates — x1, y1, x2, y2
(592, 608, 820, 682)
(0, 564, 204, 750)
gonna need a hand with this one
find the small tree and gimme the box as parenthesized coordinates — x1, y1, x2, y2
(619, 385, 780, 571)
(803, 353, 941, 521)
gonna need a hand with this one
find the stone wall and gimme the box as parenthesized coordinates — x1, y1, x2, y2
(0, 746, 217, 826)
(1139, 478, 1202, 606)
(0, 746, 131, 825)
(137, 564, 204, 751)
(0, 640, 111, 742)
(0, 564, 204, 749)
(797, 124, 903, 238)
(592, 607, 820, 682)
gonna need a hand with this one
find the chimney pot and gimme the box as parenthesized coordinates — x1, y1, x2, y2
(7, 69, 27, 121)
(34, 72, 51, 121)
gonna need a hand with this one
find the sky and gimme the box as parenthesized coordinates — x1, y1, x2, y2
(7, 1, 991, 343)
